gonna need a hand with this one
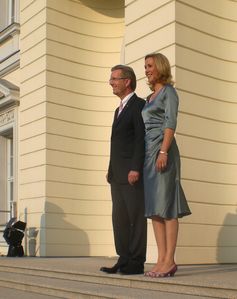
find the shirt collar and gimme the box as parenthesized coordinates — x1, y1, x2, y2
(120, 92, 135, 107)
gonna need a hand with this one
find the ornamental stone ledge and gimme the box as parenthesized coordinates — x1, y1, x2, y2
(0, 78, 19, 110)
(0, 109, 14, 127)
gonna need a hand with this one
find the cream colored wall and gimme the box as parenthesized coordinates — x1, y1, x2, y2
(175, 0, 237, 264)
(19, 0, 124, 256)
(125, 0, 177, 264)
(18, 0, 48, 256)
(125, 0, 237, 264)
(18, 0, 237, 263)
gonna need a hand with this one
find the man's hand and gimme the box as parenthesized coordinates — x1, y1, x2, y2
(128, 170, 140, 185)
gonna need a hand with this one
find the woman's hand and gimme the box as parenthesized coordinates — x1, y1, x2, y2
(156, 152, 168, 172)
(155, 127, 174, 172)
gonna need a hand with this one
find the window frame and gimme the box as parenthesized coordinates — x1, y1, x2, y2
(0, 0, 19, 33)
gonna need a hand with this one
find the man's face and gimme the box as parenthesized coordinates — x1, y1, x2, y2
(109, 69, 128, 98)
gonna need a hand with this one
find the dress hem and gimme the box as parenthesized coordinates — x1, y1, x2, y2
(145, 211, 192, 220)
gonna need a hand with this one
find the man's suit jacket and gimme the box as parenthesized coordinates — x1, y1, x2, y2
(108, 93, 145, 184)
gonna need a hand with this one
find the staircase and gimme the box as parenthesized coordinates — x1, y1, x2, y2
(0, 257, 236, 298)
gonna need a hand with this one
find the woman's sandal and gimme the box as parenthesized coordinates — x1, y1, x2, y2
(144, 271, 160, 277)
(155, 264, 178, 278)
(144, 271, 155, 277)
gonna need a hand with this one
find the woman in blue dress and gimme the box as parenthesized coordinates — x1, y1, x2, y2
(142, 53, 191, 277)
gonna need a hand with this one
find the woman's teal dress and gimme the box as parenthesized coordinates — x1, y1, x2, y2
(141, 84, 191, 219)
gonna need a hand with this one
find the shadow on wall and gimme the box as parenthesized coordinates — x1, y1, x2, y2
(41, 202, 90, 256)
(27, 202, 90, 257)
(40, 202, 90, 256)
(216, 209, 237, 263)
(23, 208, 39, 257)
(79, 0, 124, 18)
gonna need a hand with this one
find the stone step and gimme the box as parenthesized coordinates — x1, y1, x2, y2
(0, 270, 212, 299)
(0, 286, 58, 299)
(0, 264, 236, 299)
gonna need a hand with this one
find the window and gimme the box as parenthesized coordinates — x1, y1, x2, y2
(0, 80, 19, 225)
(0, 0, 20, 76)
(0, 0, 19, 32)
(7, 136, 14, 218)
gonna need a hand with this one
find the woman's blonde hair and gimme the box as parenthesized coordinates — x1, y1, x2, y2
(145, 53, 174, 90)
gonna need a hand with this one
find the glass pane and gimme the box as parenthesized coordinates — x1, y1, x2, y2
(7, 136, 14, 220)
(10, 138, 13, 177)
(0, 0, 7, 31)
(0, 0, 12, 31)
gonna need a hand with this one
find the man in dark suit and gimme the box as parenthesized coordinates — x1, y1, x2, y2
(100, 65, 147, 275)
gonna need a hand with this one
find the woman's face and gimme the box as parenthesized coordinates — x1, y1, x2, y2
(145, 57, 159, 86)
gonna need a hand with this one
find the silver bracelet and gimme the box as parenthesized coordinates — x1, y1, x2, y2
(160, 150, 168, 155)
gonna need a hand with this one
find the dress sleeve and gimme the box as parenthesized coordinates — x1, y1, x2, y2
(164, 85, 179, 131)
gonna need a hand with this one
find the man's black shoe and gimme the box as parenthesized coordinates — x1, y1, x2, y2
(100, 263, 121, 274)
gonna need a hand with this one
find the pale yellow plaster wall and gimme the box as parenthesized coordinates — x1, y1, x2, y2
(44, 0, 125, 256)
(125, 0, 237, 264)
(175, 0, 237, 264)
(17, 0, 237, 263)
(125, 0, 178, 264)
(18, 0, 124, 256)
(9, 0, 46, 255)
